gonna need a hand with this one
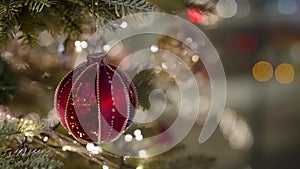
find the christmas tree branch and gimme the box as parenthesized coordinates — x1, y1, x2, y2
(0, 104, 216, 169)
(25, 0, 57, 13)
(0, 148, 63, 169)
(44, 130, 120, 169)
(0, 0, 159, 51)
(0, 0, 21, 50)
(0, 120, 42, 140)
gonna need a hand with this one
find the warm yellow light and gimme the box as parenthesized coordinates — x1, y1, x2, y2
(275, 63, 295, 84)
(252, 61, 273, 82)
(191, 55, 199, 62)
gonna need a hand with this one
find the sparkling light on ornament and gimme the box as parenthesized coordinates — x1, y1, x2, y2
(275, 63, 295, 84)
(136, 166, 143, 169)
(252, 61, 273, 82)
(216, 0, 238, 18)
(187, 9, 208, 23)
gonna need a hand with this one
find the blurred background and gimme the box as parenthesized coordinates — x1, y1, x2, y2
(191, 0, 300, 169)
(1, 0, 300, 169)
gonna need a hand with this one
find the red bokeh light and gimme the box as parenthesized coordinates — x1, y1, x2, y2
(188, 9, 208, 23)
(227, 33, 259, 54)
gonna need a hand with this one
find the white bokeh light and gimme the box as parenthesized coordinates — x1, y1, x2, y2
(102, 165, 109, 169)
(80, 41, 88, 48)
(277, 0, 297, 15)
(135, 134, 144, 141)
(103, 44, 111, 52)
(138, 150, 148, 157)
(134, 129, 142, 136)
(216, 0, 238, 18)
(120, 21, 128, 28)
(125, 134, 133, 142)
(235, 0, 251, 17)
(74, 40, 81, 47)
(150, 44, 159, 52)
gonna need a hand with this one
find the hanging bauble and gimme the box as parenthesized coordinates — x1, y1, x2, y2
(54, 53, 137, 144)
(187, 9, 208, 23)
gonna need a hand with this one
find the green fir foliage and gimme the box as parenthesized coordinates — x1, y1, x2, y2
(0, 120, 43, 140)
(0, 148, 63, 169)
(0, 0, 157, 51)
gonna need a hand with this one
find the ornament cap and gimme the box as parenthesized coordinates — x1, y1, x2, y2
(87, 52, 106, 63)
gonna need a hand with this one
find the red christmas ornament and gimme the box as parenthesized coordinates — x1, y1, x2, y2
(188, 9, 208, 23)
(54, 54, 137, 144)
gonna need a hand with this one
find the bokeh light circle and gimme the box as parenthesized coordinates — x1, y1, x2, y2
(252, 61, 273, 82)
(275, 63, 295, 84)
